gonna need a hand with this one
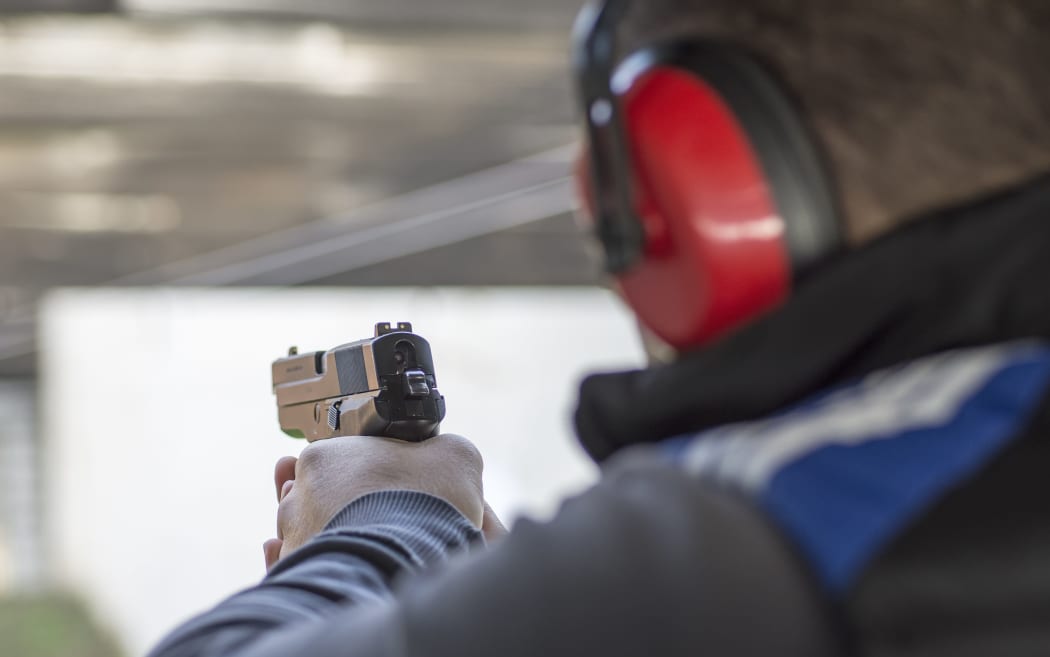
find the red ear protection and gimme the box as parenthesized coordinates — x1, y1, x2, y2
(573, 0, 843, 351)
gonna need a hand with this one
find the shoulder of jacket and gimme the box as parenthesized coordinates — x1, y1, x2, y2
(664, 340, 1050, 595)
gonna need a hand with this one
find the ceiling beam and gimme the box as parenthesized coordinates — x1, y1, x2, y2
(124, 0, 579, 29)
(0, 146, 577, 373)
(0, 0, 117, 12)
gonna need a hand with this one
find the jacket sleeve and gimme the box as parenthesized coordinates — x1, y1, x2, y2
(146, 491, 483, 657)
(148, 450, 841, 657)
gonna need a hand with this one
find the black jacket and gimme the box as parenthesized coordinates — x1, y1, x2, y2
(150, 177, 1050, 657)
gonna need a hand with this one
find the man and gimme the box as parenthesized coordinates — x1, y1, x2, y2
(149, 2, 1050, 655)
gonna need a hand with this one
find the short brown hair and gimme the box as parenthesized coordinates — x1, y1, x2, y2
(621, 0, 1050, 243)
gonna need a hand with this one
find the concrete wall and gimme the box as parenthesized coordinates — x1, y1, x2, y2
(0, 379, 41, 592)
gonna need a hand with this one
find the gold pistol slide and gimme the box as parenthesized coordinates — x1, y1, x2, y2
(271, 322, 446, 442)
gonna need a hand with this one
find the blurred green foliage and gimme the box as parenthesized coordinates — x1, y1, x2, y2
(0, 595, 124, 657)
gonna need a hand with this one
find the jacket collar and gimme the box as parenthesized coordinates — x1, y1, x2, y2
(575, 175, 1050, 462)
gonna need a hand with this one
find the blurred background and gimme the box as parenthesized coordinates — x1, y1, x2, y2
(0, 1, 647, 656)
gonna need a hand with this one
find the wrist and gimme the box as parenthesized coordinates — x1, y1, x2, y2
(322, 490, 484, 567)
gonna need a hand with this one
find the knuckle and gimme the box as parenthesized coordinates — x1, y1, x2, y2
(439, 433, 484, 470)
(296, 441, 328, 473)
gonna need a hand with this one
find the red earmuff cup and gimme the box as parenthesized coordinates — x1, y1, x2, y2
(574, 67, 793, 351)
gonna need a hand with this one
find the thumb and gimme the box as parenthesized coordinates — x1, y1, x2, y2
(481, 502, 508, 544)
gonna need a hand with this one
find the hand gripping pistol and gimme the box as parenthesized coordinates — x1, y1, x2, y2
(271, 322, 446, 442)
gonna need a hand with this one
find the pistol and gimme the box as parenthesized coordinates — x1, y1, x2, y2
(271, 322, 446, 442)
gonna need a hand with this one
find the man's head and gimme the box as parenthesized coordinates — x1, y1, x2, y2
(575, 0, 1050, 355)
(620, 0, 1050, 243)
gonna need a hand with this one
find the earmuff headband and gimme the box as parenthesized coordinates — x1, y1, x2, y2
(572, 0, 646, 274)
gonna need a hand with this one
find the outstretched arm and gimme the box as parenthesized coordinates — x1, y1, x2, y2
(149, 438, 839, 657)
